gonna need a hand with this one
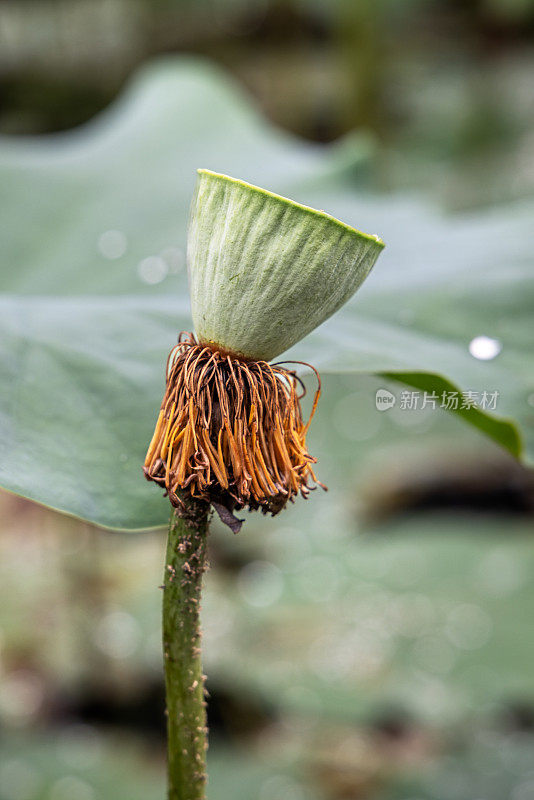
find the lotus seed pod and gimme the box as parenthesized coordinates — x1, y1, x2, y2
(145, 170, 385, 529)
(188, 169, 385, 362)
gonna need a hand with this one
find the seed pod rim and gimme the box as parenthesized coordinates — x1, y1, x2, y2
(196, 168, 385, 249)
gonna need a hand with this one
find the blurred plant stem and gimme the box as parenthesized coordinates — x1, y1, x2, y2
(163, 501, 210, 800)
(337, 0, 384, 134)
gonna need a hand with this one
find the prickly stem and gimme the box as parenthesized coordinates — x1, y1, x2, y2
(163, 499, 210, 800)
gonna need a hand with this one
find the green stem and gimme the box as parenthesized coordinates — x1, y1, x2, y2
(163, 500, 210, 800)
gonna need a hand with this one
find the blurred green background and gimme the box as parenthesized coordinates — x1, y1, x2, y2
(1, 2, 534, 799)
(3, 0, 534, 207)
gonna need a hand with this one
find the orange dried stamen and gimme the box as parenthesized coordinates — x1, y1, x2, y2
(143, 332, 325, 520)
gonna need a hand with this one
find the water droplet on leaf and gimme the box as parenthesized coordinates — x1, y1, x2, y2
(97, 230, 127, 260)
(469, 335, 502, 360)
(137, 256, 168, 284)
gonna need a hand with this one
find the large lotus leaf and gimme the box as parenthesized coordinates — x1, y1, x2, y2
(0, 58, 532, 530)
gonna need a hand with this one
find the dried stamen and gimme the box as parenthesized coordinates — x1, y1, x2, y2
(144, 333, 326, 526)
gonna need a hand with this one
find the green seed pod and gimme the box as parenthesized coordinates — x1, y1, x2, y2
(188, 169, 385, 362)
